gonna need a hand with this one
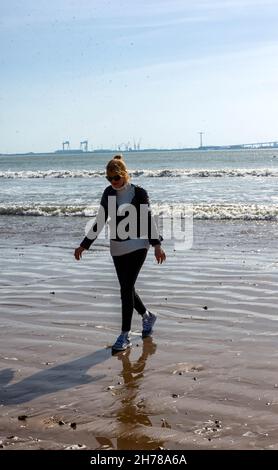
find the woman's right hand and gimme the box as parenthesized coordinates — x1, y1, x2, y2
(74, 246, 86, 260)
(154, 245, 166, 264)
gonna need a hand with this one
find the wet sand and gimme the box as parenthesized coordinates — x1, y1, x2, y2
(1, 218, 278, 450)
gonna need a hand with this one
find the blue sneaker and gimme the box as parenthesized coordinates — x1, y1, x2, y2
(112, 333, 132, 352)
(142, 311, 157, 338)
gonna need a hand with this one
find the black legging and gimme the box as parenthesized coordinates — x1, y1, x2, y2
(112, 248, 148, 332)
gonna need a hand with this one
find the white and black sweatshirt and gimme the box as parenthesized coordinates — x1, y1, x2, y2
(80, 182, 163, 256)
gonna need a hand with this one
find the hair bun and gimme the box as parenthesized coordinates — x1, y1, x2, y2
(113, 154, 123, 161)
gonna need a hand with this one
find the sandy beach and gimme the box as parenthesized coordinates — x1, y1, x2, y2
(1, 217, 278, 450)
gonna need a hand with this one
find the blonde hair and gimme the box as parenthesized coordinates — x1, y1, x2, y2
(106, 155, 130, 182)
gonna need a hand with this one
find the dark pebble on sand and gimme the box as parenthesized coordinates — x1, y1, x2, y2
(203, 306, 208, 310)
(18, 415, 27, 421)
(70, 422, 77, 429)
(178, 372, 183, 375)
(50, 291, 55, 295)
(58, 420, 65, 426)
(172, 394, 179, 398)
(193, 377, 197, 381)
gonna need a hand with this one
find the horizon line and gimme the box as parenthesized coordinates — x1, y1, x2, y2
(1, 140, 278, 156)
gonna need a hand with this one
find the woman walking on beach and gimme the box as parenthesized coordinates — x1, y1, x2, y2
(74, 155, 166, 352)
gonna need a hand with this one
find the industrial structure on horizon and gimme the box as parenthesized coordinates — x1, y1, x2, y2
(51, 136, 278, 154)
(55, 140, 89, 154)
(2, 139, 278, 156)
(55, 138, 142, 153)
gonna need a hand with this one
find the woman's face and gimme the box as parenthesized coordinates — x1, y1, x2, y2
(107, 172, 126, 189)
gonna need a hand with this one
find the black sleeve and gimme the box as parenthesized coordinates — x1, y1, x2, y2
(80, 190, 108, 250)
(139, 187, 163, 247)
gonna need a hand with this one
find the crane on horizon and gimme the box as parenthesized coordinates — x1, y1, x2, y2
(198, 132, 204, 149)
(62, 141, 70, 151)
(80, 140, 88, 152)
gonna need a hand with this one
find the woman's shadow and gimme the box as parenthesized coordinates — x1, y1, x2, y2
(0, 348, 111, 405)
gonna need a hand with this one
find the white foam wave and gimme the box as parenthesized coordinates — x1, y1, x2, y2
(1, 168, 278, 179)
(1, 203, 278, 220)
(0, 170, 105, 179)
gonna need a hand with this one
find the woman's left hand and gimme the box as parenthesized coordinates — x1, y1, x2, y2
(154, 245, 166, 264)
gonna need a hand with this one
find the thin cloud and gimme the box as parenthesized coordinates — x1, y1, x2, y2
(105, 40, 278, 78)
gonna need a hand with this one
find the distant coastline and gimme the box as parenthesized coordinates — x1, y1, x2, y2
(1, 141, 278, 156)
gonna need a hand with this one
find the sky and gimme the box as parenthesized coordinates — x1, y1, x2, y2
(1, 0, 278, 153)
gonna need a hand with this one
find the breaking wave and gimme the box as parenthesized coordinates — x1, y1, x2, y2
(1, 203, 278, 220)
(1, 168, 278, 179)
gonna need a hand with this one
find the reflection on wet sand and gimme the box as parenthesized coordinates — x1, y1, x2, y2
(97, 338, 165, 450)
